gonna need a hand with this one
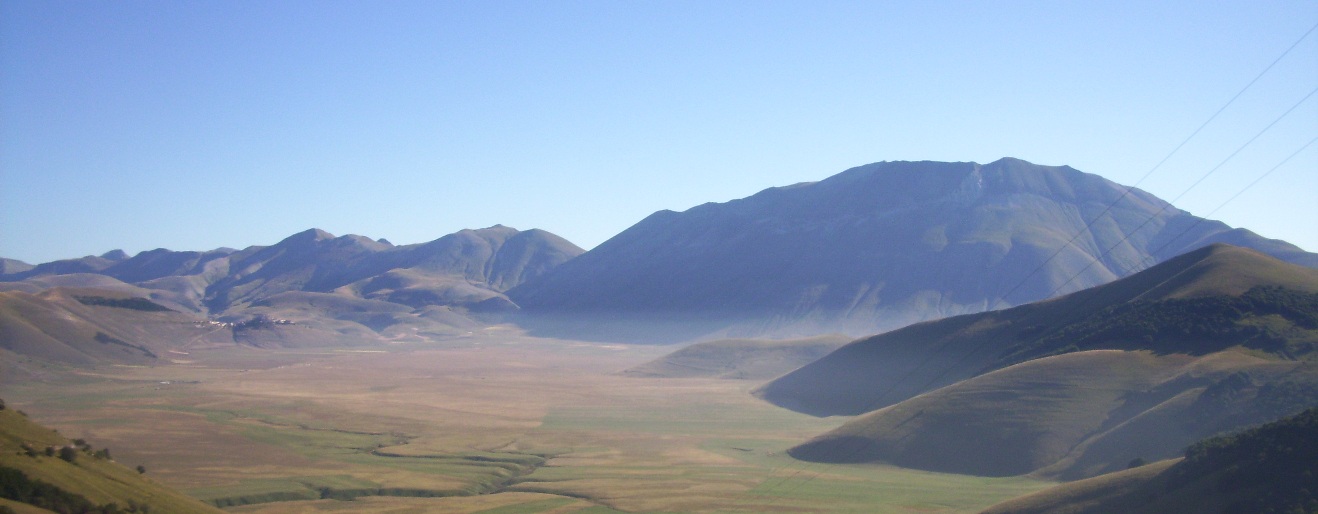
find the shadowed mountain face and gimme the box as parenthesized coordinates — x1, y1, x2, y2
(0, 226, 583, 360)
(510, 158, 1316, 343)
(763, 244, 1318, 479)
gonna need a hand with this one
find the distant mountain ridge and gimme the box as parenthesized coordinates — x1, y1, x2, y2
(0, 225, 583, 360)
(6, 156, 1317, 355)
(510, 158, 1317, 342)
(3, 225, 580, 313)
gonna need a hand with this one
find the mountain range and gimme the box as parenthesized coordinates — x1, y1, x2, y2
(4, 156, 1318, 513)
(0, 225, 582, 363)
(4, 225, 580, 312)
(4, 157, 1316, 361)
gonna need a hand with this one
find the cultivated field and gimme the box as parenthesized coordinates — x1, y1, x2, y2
(2, 329, 1051, 513)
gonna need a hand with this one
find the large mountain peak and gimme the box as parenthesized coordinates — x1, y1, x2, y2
(511, 158, 1316, 343)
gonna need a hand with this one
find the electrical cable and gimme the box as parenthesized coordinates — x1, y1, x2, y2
(748, 21, 1318, 506)
(761, 121, 1318, 506)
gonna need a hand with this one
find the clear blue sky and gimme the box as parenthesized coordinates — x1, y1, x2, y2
(2, 1, 1315, 264)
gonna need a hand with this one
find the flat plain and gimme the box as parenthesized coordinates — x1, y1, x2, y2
(2, 328, 1051, 513)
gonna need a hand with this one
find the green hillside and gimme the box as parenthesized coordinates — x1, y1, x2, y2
(774, 245, 1318, 478)
(789, 349, 1318, 478)
(0, 403, 224, 513)
(1001, 285, 1318, 364)
(758, 244, 1318, 417)
(982, 407, 1318, 514)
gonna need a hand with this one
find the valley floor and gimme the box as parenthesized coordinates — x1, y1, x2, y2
(1, 330, 1051, 513)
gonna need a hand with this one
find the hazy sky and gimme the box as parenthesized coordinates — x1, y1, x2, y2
(3, 1, 1316, 264)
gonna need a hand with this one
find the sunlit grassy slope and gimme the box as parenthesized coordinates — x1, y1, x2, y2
(0, 407, 225, 513)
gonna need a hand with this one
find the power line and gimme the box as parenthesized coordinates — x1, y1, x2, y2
(1044, 85, 1317, 299)
(878, 83, 1318, 428)
(760, 125, 1318, 507)
(1143, 134, 1318, 268)
(1130, 18, 1318, 193)
(748, 20, 1318, 505)
(807, 36, 1318, 430)
(971, 18, 1318, 317)
(892, 128, 1318, 426)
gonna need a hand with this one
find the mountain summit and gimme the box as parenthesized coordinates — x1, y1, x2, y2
(510, 158, 1315, 342)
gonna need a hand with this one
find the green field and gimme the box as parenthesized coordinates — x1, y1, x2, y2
(2, 334, 1053, 512)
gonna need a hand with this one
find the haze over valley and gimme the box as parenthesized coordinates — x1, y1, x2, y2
(4, 2, 1317, 513)
(4, 156, 1318, 513)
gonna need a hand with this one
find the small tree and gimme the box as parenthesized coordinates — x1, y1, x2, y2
(58, 446, 78, 463)
(136, 464, 146, 474)
(1127, 457, 1147, 469)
